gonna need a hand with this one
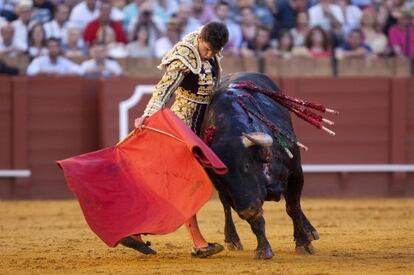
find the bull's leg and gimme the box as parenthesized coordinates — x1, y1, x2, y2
(285, 165, 318, 255)
(246, 216, 274, 260)
(218, 192, 243, 251)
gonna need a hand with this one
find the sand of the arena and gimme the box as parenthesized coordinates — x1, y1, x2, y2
(1, 198, 413, 274)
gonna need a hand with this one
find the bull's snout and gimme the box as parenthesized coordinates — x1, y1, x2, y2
(238, 206, 263, 221)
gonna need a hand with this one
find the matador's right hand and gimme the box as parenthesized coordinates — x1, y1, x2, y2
(134, 116, 148, 129)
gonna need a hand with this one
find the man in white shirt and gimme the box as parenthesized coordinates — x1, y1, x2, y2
(68, 0, 99, 30)
(81, 43, 122, 77)
(0, 22, 21, 56)
(44, 4, 69, 43)
(309, 0, 345, 32)
(27, 37, 84, 75)
(11, 0, 33, 51)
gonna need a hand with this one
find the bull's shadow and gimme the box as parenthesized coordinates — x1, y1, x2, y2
(201, 72, 320, 259)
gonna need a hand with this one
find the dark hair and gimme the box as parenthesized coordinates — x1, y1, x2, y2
(46, 37, 62, 46)
(131, 22, 150, 44)
(199, 22, 229, 51)
(278, 29, 294, 51)
(349, 28, 364, 38)
(304, 26, 331, 51)
(28, 22, 46, 47)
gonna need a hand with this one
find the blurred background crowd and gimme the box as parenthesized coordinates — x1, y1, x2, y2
(0, 0, 413, 76)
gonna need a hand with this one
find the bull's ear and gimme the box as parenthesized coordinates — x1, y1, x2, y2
(241, 132, 273, 148)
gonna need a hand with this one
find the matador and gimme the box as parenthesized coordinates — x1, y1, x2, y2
(122, 22, 229, 258)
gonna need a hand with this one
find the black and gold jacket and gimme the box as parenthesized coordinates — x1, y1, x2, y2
(143, 30, 222, 133)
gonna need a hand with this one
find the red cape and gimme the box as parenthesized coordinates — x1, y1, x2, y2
(57, 109, 227, 247)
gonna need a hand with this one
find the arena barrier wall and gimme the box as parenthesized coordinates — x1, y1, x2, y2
(0, 76, 413, 199)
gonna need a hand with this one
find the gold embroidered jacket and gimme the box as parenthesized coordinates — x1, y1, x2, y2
(143, 30, 222, 134)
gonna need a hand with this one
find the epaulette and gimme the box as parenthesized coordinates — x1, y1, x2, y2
(158, 32, 202, 74)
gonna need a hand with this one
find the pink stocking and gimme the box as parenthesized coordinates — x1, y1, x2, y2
(185, 215, 208, 248)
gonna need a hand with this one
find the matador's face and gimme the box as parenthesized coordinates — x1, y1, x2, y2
(197, 37, 219, 61)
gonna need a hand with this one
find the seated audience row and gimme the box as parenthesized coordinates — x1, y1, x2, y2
(26, 37, 122, 76)
(0, 0, 413, 69)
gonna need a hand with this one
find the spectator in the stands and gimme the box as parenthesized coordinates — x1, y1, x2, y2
(213, 0, 242, 54)
(69, 0, 99, 30)
(107, 0, 125, 22)
(44, 4, 69, 43)
(360, 8, 387, 55)
(240, 6, 258, 45)
(336, 0, 362, 35)
(290, 11, 310, 46)
(64, 0, 80, 10)
(62, 25, 88, 58)
(27, 37, 83, 75)
(303, 25, 332, 58)
(127, 1, 163, 46)
(83, 1, 127, 45)
(127, 22, 153, 57)
(175, 4, 201, 36)
(123, 0, 146, 31)
(309, 0, 344, 32)
(240, 24, 273, 58)
(97, 25, 128, 58)
(335, 28, 373, 59)
(388, 7, 414, 58)
(191, 0, 215, 24)
(154, 18, 181, 58)
(268, 0, 309, 38)
(0, 23, 20, 75)
(153, 0, 180, 24)
(232, 0, 274, 29)
(11, 0, 33, 52)
(81, 42, 123, 77)
(273, 29, 294, 58)
(0, 22, 21, 56)
(0, 22, 22, 56)
(28, 22, 47, 58)
(378, 0, 406, 35)
(0, 0, 19, 21)
(32, 0, 55, 23)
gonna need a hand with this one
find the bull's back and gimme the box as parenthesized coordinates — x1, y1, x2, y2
(205, 73, 295, 139)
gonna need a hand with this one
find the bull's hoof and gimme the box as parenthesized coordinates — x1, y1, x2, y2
(295, 243, 316, 255)
(307, 230, 320, 241)
(254, 245, 274, 260)
(225, 240, 244, 251)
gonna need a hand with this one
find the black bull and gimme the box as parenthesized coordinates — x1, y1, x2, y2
(201, 72, 319, 259)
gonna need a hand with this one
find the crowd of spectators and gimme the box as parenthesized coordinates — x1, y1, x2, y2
(0, 0, 413, 76)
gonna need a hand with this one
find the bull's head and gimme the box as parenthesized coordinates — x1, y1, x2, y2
(210, 131, 287, 219)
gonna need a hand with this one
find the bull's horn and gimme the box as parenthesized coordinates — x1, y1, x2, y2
(241, 132, 273, 148)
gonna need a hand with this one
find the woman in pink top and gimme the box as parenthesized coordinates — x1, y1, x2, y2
(388, 8, 414, 58)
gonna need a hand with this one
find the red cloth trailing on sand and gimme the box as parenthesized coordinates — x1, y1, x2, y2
(57, 109, 227, 247)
